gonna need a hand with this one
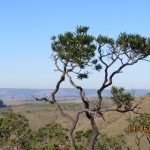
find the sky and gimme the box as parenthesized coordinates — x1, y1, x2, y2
(0, 0, 150, 90)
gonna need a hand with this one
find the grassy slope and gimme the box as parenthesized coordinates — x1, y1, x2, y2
(10, 95, 150, 150)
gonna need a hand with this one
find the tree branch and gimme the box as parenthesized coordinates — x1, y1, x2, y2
(51, 54, 63, 72)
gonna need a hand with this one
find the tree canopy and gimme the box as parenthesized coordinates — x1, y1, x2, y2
(32, 26, 150, 150)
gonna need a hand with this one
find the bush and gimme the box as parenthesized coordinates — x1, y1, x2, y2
(0, 112, 33, 150)
(0, 112, 132, 150)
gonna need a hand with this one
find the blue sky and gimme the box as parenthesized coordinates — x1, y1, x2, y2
(0, 0, 150, 89)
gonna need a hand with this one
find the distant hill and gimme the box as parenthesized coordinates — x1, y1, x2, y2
(0, 88, 150, 99)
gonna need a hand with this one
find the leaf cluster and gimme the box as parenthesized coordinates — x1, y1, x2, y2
(51, 26, 96, 67)
(51, 26, 102, 80)
(96, 32, 150, 57)
(96, 35, 114, 46)
(111, 86, 135, 110)
(116, 32, 150, 56)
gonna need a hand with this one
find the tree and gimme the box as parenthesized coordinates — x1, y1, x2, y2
(32, 26, 150, 150)
(0, 100, 6, 108)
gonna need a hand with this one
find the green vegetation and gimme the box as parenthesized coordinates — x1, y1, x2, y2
(111, 86, 134, 110)
(0, 112, 32, 149)
(75, 129, 132, 150)
(0, 112, 132, 150)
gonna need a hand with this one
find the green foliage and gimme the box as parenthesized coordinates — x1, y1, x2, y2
(94, 134, 132, 150)
(0, 112, 132, 150)
(96, 35, 114, 45)
(32, 121, 70, 149)
(96, 32, 150, 60)
(51, 26, 150, 81)
(77, 72, 89, 80)
(94, 64, 102, 71)
(51, 26, 102, 80)
(75, 129, 93, 148)
(116, 32, 150, 56)
(75, 129, 131, 150)
(0, 112, 70, 150)
(0, 112, 33, 150)
(51, 26, 96, 65)
(51, 26, 150, 82)
(111, 86, 135, 110)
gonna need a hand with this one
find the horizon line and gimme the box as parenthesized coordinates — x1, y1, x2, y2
(0, 88, 150, 90)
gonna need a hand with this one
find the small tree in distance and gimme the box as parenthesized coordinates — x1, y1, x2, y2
(0, 100, 6, 108)
(32, 26, 150, 150)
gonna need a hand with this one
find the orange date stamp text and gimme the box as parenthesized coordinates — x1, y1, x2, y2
(128, 125, 150, 132)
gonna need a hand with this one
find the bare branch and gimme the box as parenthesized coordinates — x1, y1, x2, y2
(51, 54, 63, 73)
(132, 97, 145, 113)
(31, 95, 54, 104)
